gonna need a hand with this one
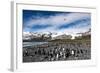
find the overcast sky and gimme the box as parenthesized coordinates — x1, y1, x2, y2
(23, 10, 91, 35)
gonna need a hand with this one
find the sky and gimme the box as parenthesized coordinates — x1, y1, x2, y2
(23, 10, 91, 35)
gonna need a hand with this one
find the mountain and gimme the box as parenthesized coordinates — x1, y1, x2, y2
(52, 34, 72, 40)
(23, 29, 91, 41)
(23, 32, 52, 41)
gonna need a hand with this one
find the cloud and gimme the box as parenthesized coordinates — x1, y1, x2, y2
(25, 12, 90, 26)
(23, 11, 91, 34)
(58, 18, 90, 29)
